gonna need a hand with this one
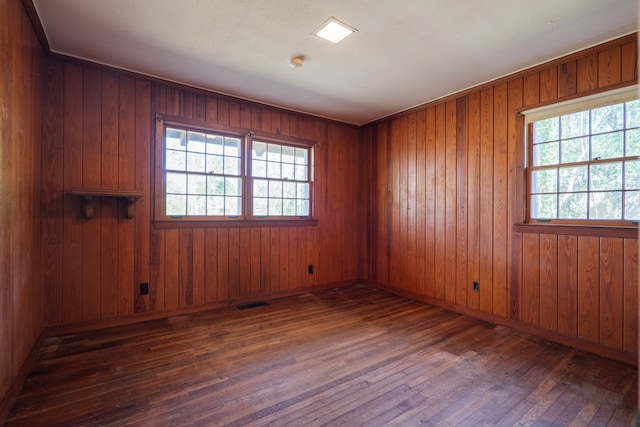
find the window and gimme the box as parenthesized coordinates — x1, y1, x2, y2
(155, 115, 314, 223)
(525, 86, 640, 225)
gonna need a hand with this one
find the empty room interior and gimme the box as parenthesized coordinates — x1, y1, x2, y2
(2, 0, 640, 425)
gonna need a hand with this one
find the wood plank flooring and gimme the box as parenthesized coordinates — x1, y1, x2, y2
(6, 285, 637, 426)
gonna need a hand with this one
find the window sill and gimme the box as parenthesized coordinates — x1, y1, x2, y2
(154, 218, 318, 229)
(514, 222, 638, 238)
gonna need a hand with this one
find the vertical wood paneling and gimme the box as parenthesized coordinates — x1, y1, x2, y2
(599, 237, 623, 350)
(557, 235, 578, 338)
(598, 46, 622, 88)
(455, 97, 468, 306)
(100, 72, 119, 319)
(466, 93, 480, 310)
(43, 58, 64, 326)
(479, 88, 493, 313)
(434, 104, 447, 300)
(577, 53, 598, 93)
(538, 234, 558, 331)
(62, 63, 83, 324)
(407, 113, 418, 294)
(204, 229, 218, 303)
(577, 236, 600, 342)
(424, 109, 436, 297)
(118, 76, 136, 315)
(134, 80, 151, 312)
(557, 61, 577, 98)
(623, 239, 638, 353)
(492, 83, 508, 317)
(444, 100, 457, 304)
(539, 67, 558, 103)
(1, 0, 44, 404)
(415, 110, 427, 295)
(506, 78, 524, 320)
(521, 233, 540, 326)
(621, 40, 638, 83)
(81, 68, 102, 321)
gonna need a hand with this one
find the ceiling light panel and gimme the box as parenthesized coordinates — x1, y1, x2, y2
(314, 17, 356, 44)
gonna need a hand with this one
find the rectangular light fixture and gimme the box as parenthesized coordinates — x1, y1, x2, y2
(314, 17, 356, 44)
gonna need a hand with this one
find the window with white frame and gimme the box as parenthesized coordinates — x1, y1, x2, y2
(525, 86, 640, 225)
(155, 116, 314, 222)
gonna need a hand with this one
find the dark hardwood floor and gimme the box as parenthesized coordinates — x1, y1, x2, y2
(5, 285, 637, 426)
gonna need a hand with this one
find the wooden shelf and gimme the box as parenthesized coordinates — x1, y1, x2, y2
(71, 188, 143, 219)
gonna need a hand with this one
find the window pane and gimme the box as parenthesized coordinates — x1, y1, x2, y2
(187, 132, 206, 153)
(225, 197, 241, 215)
(560, 137, 589, 163)
(295, 165, 308, 181)
(625, 160, 640, 190)
(297, 199, 310, 216)
(268, 198, 282, 216)
(188, 174, 206, 195)
(282, 163, 295, 180)
(224, 137, 241, 157)
(591, 132, 623, 160)
(267, 161, 281, 178)
(253, 141, 267, 160)
(207, 176, 225, 195)
(592, 103, 624, 133)
(531, 194, 557, 219)
(166, 194, 186, 216)
(295, 148, 308, 165)
(166, 172, 187, 193)
(269, 180, 282, 197)
(558, 165, 587, 192)
(207, 135, 224, 155)
(283, 181, 296, 198)
(531, 169, 557, 193)
(559, 193, 587, 219)
(533, 142, 558, 166)
(225, 177, 241, 196)
(626, 100, 640, 128)
(254, 198, 268, 216)
(254, 179, 268, 197)
(561, 111, 590, 138)
(253, 159, 267, 177)
(625, 191, 640, 220)
(297, 183, 310, 199)
(283, 199, 296, 216)
(166, 128, 186, 150)
(208, 155, 223, 174)
(187, 152, 206, 172)
(166, 150, 186, 171)
(187, 195, 206, 216)
(208, 196, 225, 215)
(626, 128, 640, 156)
(224, 157, 240, 176)
(282, 146, 295, 164)
(589, 191, 622, 219)
(267, 144, 281, 162)
(533, 118, 559, 143)
(590, 162, 622, 191)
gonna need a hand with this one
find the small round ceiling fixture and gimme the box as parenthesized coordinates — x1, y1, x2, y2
(289, 55, 304, 68)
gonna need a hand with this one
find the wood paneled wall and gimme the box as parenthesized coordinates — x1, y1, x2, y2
(41, 58, 365, 328)
(0, 0, 44, 408)
(363, 33, 639, 363)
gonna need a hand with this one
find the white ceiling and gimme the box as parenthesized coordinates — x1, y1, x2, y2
(32, 0, 637, 125)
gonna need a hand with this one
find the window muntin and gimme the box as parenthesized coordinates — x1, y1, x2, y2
(528, 97, 640, 223)
(158, 118, 313, 222)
